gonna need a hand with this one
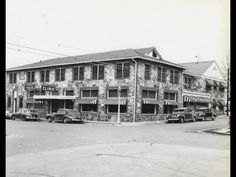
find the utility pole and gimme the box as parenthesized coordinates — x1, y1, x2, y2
(117, 86, 121, 124)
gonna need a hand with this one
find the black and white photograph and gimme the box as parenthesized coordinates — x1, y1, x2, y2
(6, 0, 230, 176)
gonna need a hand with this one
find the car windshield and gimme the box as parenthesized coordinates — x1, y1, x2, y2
(57, 110, 67, 114)
(173, 109, 184, 113)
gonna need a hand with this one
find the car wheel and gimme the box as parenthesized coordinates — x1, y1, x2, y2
(63, 118, 70, 124)
(192, 117, 196, 122)
(179, 118, 184, 123)
(48, 117, 52, 123)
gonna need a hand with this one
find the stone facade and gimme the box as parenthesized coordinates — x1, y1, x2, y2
(6, 58, 184, 122)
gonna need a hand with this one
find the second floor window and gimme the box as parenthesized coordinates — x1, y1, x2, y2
(157, 67, 166, 82)
(7, 97, 11, 108)
(108, 89, 128, 98)
(81, 89, 98, 98)
(142, 90, 157, 99)
(73, 66, 84, 81)
(164, 92, 177, 101)
(27, 71, 35, 83)
(40, 70, 50, 82)
(116, 62, 130, 78)
(184, 77, 191, 89)
(145, 64, 151, 80)
(170, 70, 179, 84)
(65, 90, 74, 96)
(9, 73, 17, 84)
(92, 65, 104, 80)
(55, 68, 65, 81)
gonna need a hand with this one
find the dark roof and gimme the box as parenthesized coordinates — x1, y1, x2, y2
(6, 47, 185, 71)
(179, 61, 214, 76)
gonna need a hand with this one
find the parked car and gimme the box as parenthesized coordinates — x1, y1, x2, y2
(46, 109, 83, 123)
(11, 108, 40, 121)
(6, 110, 12, 119)
(167, 108, 196, 123)
(195, 108, 217, 121)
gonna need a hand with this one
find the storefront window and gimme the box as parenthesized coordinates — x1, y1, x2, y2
(142, 90, 157, 99)
(19, 97, 23, 108)
(82, 104, 97, 112)
(142, 104, 156, 114)
(107, 105, 126, 113)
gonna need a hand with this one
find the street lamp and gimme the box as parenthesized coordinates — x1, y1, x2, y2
(117, 86, 121, 124)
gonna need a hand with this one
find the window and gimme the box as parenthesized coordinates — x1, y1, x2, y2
(73, 66, 84, 81)
(55, 68, 65, 81)
(142, 104, 156, 114)
(157, 67, 166, 82)
(81, 104, 98, 112)
(92, 65, 104, 80)
(19, 97, 23, 108)
(27, 71, 35, 83)
(164, 92, 177, 101)
(142, 90, 157, 99)
(52, 90, 59, 95)
(29, 91, 34, 98)
(116, 62, 130, 78)
(184, 77, 191, 89)
(7, 97, 11, 108)
(107, 105, 127, 113)
(82, 90, 98, 98)
(40, 70, 50, 82)
(9, 73, 17, 84)
(170, 69, 179, 84)
(65, 90, 74, 96)
(108, 89, 128, 98)
(145, 64, 151, 80)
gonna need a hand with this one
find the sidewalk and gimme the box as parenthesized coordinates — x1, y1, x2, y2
(7, 142, 230, 177)
(205, 128, 230, 135)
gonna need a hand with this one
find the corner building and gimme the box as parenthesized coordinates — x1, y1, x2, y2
(6, 47, 185, 122)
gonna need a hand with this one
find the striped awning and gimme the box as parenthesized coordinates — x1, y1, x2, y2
(142, 99, 161, 105)
(23, 98, 41, 104)
(77, 99, 97, 104)
(103, 99, 127, 105)
(218, 99, 226, 107)
(214, 81, 220, 87)
(219, 82, 226, 88)
(183, 95, 213, 103)
(205, 79, 215, 86)
(164, 100, 181, 106)
(213, 99, 221, 106)
(33, 95, 77, 100)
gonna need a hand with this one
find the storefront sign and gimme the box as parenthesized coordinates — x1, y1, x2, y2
(24, 84, 35, 91)
(41, 85, 56, 92)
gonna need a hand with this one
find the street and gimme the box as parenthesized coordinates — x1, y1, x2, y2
(6, 117, 230, 177)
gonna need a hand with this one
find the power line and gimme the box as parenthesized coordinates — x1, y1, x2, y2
(6, 47, 58, 58)
(7, 42, 70, 57)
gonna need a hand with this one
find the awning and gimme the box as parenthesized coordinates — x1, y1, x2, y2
(218, 99, 226, 107)
(23, 98, 41, 104)
(183, 95, 213, 103)
(103, 99, 127, 105)
(214, 81, 220, 87)
(213, 99, 221, 106)
(33, 95, 77, 100)
(142, 99, 161, 105)
(164, 100, 181, 106)
(205, 79, 215, 86)
(77, 99, 97, 104)
(219, 82, 226, 88)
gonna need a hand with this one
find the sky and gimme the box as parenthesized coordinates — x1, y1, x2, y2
(6, 0, 230, 76)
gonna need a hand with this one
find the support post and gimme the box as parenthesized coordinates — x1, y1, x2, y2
(117, 86, 121, 124)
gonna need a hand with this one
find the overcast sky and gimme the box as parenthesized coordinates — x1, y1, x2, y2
(6, 0, 230, 74)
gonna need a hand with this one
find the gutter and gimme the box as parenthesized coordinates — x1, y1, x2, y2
(132, 58, 138, 122)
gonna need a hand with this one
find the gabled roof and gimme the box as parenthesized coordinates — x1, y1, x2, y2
(6, 47, 185, 71)
(179, 61, 215, 76)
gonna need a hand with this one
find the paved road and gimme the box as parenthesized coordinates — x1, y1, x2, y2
(6, 117, 230, 177)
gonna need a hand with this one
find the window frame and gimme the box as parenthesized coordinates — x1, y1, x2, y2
(157, 67, 166, 82)
(144, 64, 151, 80)
(92, 64, 104, 80)
(116, 62, 130, 79)
(55, 68, 66, 82)
(40, 69, 50, 82)
(81, 89, 98, 98)
(7, 97, 11, 108)
(26, 71, 35, 83)
(73, 66, 84, 81)
(142, 89, 158, 100)
(164, 92, 177, 101)
(170, 69, 179, 84)
(107, 88, 128, 98)
(107, 104, 127, 114)
(141, 103, 156, 115)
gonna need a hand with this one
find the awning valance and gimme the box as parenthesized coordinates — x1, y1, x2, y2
(33, 95, 77, 100)
(183, 95, 213, 103)
(142, 99, 161, 105)
(103, 99, 127, 105)
(23, 98, 41, 104)
(214, 81, 220, 87)
(77, 99, 97, 104)
(164, 100, 181, 106)
(205, 79, 215, 86)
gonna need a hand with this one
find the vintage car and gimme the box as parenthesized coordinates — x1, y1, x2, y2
(46, 109, 83, 123)
(167, 107, 196, 123)
(11, 108, 40, 121)
(6, 110, 12, 119)
(195, 108, 217, 121)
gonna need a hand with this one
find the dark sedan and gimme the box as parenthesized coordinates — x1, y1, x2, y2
(195, 108, 217, 121)
(11, 108, 40, 121)
(46, 109, 83, 123)
(167, 108, 196, 123)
